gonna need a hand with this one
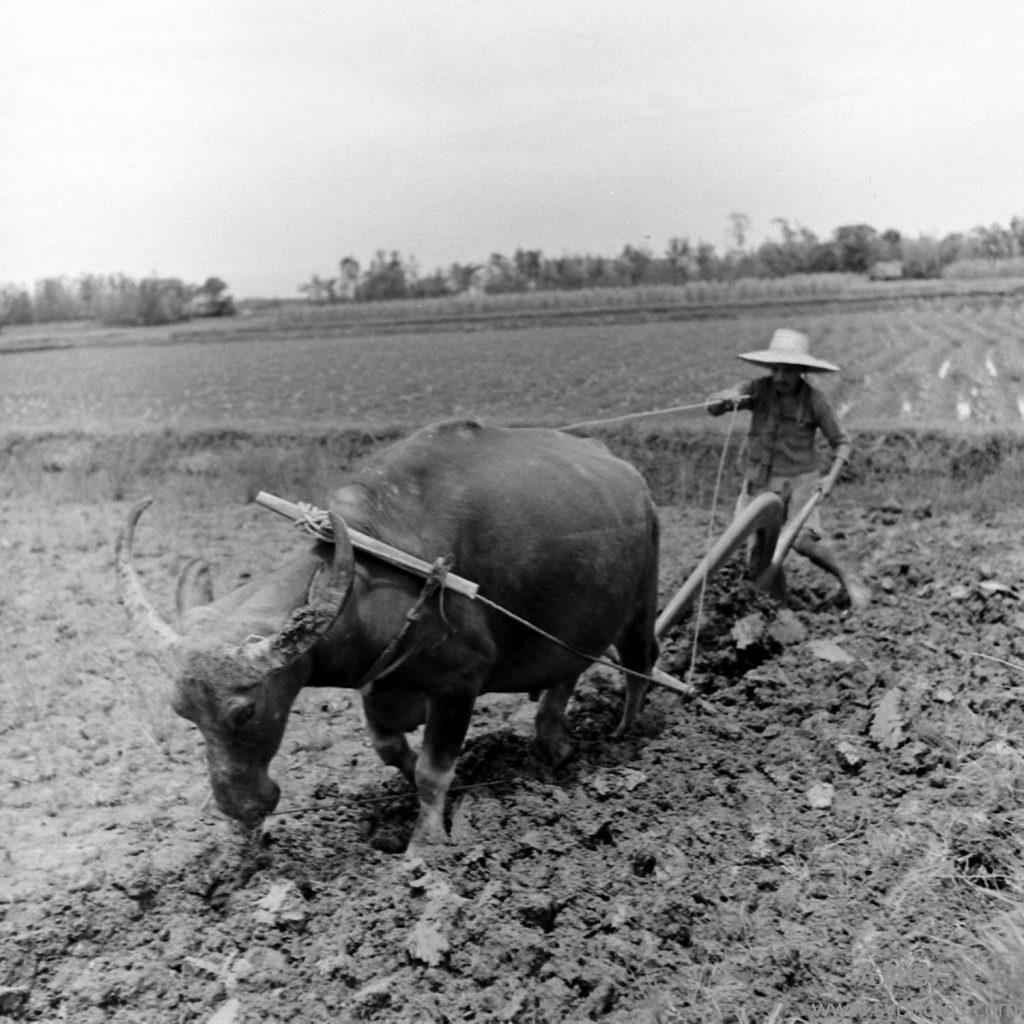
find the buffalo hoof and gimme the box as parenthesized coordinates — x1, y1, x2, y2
(369, 824, 410, 854)
(406, 830, 451, 857)
(533, 732, 575, 768)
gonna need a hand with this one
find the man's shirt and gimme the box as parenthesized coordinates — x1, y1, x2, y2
(735, 376, 851, 484)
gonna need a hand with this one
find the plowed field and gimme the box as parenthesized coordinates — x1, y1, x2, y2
(4, 294, 1024, 433)
(5, 297, 1024, 1022)
(4, 484, 1024, 1022)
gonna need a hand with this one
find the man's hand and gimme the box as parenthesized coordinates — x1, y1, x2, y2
(818, 458, 846, 499)
(707, 388, 743, 416)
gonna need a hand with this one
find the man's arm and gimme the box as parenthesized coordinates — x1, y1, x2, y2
(707, 382, 752, 416)
(813, 391, 852, 497)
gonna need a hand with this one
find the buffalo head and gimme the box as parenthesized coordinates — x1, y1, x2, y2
(116, 498, 355, 829)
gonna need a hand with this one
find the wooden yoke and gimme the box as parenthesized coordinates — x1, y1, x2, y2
(254, 491, 480, 600)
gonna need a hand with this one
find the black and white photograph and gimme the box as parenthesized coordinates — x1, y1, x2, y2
(4, 2, 1024, 1020)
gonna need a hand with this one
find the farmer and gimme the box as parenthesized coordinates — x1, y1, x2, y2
(706, 327, 869, 610)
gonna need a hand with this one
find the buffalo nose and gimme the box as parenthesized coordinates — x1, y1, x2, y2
(213, 774, 281, 827)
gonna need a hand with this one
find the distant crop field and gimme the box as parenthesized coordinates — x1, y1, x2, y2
(4, 295, 1024, 433)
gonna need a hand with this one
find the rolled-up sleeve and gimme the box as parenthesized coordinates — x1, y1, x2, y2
(813, 390, 852, 463)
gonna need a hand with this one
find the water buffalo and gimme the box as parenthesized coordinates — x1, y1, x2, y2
(117, 419, 660, 847)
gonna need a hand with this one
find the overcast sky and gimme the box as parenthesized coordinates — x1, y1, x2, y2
(5, 0, 1023, 298)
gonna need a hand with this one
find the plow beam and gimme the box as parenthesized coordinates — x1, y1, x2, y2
(654, 491, 784, 638)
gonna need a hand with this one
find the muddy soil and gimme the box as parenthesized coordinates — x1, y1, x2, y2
(4, 493, 1024, 1022)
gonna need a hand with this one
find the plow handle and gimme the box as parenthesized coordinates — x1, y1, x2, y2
(654, 491, 784, 638)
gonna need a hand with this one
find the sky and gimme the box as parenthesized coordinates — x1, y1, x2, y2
(4, 0, 1024, 299)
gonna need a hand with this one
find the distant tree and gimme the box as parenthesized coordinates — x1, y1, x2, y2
(878, 228, 902, 261)
(727, 212, 751, 253)
(298, 273, 333, 304)
(619, 244, 652, 286)
(1011, 217, 1024, 255)
(33, 277, 77, 321)
(338, 257, 360, 301)
(754, 220, 825, 276)
(202, 276, 228, 297)
(483, 252, 519, 293)
(513, 248, 543, 289)
(901, 236, 944, 279)
(937, 231, 965, 266)
(137, 277, 187, 325)
(831, 224, 880, 273)
(358, 251, 407, 301)
(0, 284, 33, 324)
(964, 223, 1016, 259)
(446, 262, 480, 294)
(666, 237, 694, 284)
(187, 276, 236, 316)
(695, 241, 719, 281)
(408, 269, 449, 299)
(584, 255, 611, 287)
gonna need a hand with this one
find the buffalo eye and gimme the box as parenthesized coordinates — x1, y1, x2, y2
(226, 700, 256, 732)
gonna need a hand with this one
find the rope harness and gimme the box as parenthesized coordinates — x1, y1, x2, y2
(354, 555, 454, 691)
(288, 502, 679, 690)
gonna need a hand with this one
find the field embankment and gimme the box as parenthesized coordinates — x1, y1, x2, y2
(4, 422, 1024, 515)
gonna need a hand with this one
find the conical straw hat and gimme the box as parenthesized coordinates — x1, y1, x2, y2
(737, 328, 839, 373)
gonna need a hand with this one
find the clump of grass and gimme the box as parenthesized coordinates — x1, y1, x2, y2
(956, 909, 1024, 1014)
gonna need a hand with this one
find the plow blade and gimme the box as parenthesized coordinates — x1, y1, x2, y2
(654, 491, 784, 638)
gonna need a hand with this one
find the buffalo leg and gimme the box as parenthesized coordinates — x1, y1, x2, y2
(362, 699, 419, 782)
(534, 678, 578, 765)
(411, 688, 478, 847)
(612, 618, 659, 738)
(613, 549, 660, 737)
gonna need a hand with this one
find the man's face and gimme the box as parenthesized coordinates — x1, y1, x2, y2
(770, 365, 802, 393)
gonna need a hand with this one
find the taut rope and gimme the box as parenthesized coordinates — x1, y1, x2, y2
(558, 400, 714, 432)
(688, 404, 739, 679)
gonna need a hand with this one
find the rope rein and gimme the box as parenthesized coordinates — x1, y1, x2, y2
(558, 400, 713, 432)
(472, 593, 668, 687)
(688, 404, 738, 679)
(280, 396, 736, 691)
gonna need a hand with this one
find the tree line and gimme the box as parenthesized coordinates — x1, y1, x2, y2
(5, 215, 1024, 325)
(298, 215, 1024, 303)
(0, 274, 234, 328)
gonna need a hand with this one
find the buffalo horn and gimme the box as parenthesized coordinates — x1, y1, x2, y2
(116, 498, 187, 656)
